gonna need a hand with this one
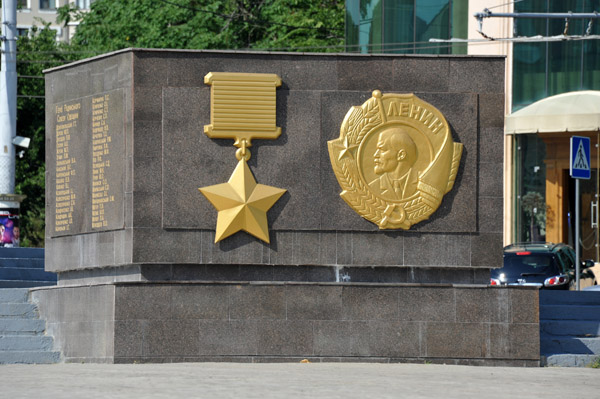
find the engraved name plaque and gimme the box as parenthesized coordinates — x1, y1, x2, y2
(49, 89, 124, 237)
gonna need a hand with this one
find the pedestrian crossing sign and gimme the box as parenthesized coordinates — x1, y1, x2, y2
(570, 136, 591, 179)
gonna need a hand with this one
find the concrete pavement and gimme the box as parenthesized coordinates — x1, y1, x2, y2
(1, 362, 599, 398)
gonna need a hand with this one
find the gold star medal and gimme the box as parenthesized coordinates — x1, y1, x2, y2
(199, 72, 286, 243)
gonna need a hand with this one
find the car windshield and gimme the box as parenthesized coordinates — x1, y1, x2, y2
(503, 254, 559, 274)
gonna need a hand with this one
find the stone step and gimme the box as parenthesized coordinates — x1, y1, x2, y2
(0, 247, 44, 259)
(539, 290, 600, 306)
(541, 354, 600, 367)
(0, 335, 54, 351)
(540, 304, 600, 321)
(541, 320, 600, 337)
(0, 303, 37, 319)
(0, 288, 29, 303)
(0, 319, 45, 335)
(0, 258, 45, 269)
(0, 267, 56, 282)
(0, 350, 60, 364)
(0, 268, 56, 282)
(541, 334, 600, 355)
(0, 280, 56, 289)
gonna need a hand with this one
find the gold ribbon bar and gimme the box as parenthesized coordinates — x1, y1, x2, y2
(204, 72, 282, 147)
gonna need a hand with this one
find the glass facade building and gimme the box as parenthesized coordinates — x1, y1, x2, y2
(346, 0, 469, 54)
(512, 0, 600, 109)
(513, 1, 600, 247)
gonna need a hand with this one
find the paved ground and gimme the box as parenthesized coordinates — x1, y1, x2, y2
(1, 363, 599, 398)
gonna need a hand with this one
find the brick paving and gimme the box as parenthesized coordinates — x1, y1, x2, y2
(1, 362, 599, 398)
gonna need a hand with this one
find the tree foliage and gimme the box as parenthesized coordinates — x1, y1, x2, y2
(71, 0, 345, 52)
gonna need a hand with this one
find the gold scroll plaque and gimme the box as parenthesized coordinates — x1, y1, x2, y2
(204, 72, 282, 148)
(199, 72, 286, 244)
(328, 91, 463, 229)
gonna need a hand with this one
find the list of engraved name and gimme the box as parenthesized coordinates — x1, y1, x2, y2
(91, 94, 115, 229)
(54, 103, 80, 232)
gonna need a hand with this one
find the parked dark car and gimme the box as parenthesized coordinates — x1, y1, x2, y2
(490, 243, 596, 289)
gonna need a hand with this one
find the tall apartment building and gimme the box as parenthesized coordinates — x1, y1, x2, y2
(346, 0, 600, 261)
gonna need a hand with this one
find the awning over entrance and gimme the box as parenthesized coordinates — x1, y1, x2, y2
(505, 90, 600, 134)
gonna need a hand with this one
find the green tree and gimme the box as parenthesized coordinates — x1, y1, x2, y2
(16, 25, 80, 247)
(70, 0, 344, 52)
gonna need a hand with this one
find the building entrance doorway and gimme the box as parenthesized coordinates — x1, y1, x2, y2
(541, 132, 599, 264)
(566, 169, 598, 262)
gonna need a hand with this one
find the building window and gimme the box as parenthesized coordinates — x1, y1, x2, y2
(39, 0, 56, 10)
(76, 0, 91, 9)
(345, 0, 468, 54)
(17, 0, 31, 9)
(512, 0, 600, 110)
(514, 134, 547, 243)
(16, 28, 30, 37)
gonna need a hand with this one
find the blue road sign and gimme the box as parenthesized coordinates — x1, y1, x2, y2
(570, 136, 591, 179)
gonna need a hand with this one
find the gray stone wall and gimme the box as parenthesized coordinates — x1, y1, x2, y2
(31, 285, 116, 363)
(32, 283, 539, 365)
(45, 51, 134, 272)
(45, 49, 504, 282)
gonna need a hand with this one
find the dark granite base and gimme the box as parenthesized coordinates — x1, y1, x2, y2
(111, 356, 539, 367)
(55, 264, 491, 286)
(31, 282, 540, 366)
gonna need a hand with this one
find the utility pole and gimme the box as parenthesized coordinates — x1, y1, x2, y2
(0, 0, 17, 195)
(0, 0, 25, 248)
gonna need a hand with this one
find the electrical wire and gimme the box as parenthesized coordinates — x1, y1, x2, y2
(430, 34, 600, 44)
(486, 0, 525, 11)
(6, 27, 598, 70)
(8, 30, 591, 65)
(1, 36, 539, 67)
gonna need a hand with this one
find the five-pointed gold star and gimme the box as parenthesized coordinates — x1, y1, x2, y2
(336, 136, 358, 160)
(199, 159, 286, 243)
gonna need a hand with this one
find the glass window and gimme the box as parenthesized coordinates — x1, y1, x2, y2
(512, 42, 547, 110)
(346, 0, 361, 52)
(345, 0, 382, 53)
(558, 248, 575, 269)
(512, 0, 600, 109)
(450, 0, 468, 54)
(582, 39, 600, 89)
(17, 0, 30, 9)
(415, 0, 450, 54)
(547, 1, 584, 96)
(503, 254, 559, 274)
(383, 0, 413, 53)
(514, 134, 547, 242)
(76, 0, 91, 9)
(345, 0, 462, 55)
(582, 0, 600, 89)
(548, 40, 582, 96)
(366, 0, 383, 53)
(39, 0, 56, 10)
(512, 0, 549, 110)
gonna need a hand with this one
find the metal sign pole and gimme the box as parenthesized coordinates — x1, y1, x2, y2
(576, 178, 581, 291)
(570, 135, 591, 291)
